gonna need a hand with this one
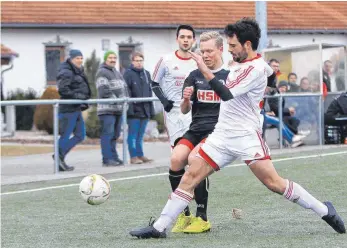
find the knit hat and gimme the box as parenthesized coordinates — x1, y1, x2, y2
(278, 80, 288, 88)
(104, 50, 116, 62)
(69, 49, 83, 59)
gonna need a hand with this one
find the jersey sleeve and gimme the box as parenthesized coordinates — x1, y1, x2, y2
(152, 57, 167, 83)
(226, 65, 261, 98)
(264, 63, 274, 77)
(182, 71, 196, 101)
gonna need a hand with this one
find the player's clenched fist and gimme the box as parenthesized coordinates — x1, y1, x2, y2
(183, 86, 194, 100)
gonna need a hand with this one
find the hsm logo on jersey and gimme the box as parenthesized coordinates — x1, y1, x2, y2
(197, 90, 220, 103)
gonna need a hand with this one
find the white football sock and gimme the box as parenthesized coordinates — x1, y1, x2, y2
(153, 188, 193, 232)
(283, 179, 328, 217)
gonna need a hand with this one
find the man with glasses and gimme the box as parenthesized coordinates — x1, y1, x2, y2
(123, 52, 155, 164)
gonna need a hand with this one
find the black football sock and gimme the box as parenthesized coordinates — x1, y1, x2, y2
(194, 177, 209, 221)
(169, 169, 191, 216)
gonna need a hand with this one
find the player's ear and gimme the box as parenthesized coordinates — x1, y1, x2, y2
(219, 45, 223, 52)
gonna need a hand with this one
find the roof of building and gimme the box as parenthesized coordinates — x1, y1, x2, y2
(1, 44, 19, 58)
(1, 1, 347, 33)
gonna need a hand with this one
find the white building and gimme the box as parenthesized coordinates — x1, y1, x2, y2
(1, 1, 347, 96)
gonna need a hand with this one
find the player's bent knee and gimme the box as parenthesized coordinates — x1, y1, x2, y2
(170, 154, 187, 171)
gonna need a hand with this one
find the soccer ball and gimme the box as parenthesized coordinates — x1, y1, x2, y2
(79, 174, 111, 205)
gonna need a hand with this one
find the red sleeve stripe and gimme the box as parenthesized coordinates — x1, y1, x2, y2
(152, 57, 163, 80)
(226, 66, 254, 89)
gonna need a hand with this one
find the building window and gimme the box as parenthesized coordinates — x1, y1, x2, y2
(117, 36, 143, 75)
(43, 35, 72, 86)
(118, 45, 135, 75)
(102, 39, 110, 51)
(45, 46, 65, 86)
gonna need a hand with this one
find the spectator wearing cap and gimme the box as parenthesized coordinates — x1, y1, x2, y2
(56, 49, 91, 171)
(96, 50, 129, 166)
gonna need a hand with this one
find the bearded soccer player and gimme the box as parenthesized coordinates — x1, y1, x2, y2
(151, 24, 211, 233)
(130, 18, 345, 239)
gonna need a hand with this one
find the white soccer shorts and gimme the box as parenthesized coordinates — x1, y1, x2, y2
(163, 106, 192, 147)
(198, 128, 271, 170)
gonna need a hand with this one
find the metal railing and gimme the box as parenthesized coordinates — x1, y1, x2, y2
(1, 93, 327, 173)
(1, 97, 159, 173)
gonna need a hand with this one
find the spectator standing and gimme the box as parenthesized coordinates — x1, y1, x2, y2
(323, 60, 333, 92)
(123, 52, 155, 164)
(56, 49, 91, 171)
(96, 50, 128, 166)
(269, 58, 280, 86)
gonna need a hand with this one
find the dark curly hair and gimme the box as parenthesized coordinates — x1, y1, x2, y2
(176, 24, 195, 38)
(224, 18, 261, 50)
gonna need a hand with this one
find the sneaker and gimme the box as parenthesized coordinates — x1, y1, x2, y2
(292, 134, 306, 143)
(322, 201, 346, 234)
(114, 158, 124, 165)
(171, 212, 193, 233)
(129, 217, 167, 239)
(130, 157, 143, 164)
(183, 216, 211, 234)
(52, 154, 74, 171)
(291, 140, 304, 148)
(298, 130, 311, 136)
(138, 156, 154, 163)
(102, 160, 123, 167)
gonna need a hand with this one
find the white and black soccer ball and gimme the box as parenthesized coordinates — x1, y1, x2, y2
(79, 174, 111, 205)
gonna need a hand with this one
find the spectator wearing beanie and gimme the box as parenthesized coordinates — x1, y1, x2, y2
(56, 49, 91, 171)
(96, 50, 128, 166)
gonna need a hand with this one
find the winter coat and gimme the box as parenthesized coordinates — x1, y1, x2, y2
(123, 65, 155, 119)
(57, 59, 91, 113)
(96, 63, 128, 116)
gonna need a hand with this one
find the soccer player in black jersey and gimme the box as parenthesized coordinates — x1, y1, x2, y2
(166, 31, 228, 234)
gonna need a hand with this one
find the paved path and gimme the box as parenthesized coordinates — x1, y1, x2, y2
(2, 139, 346, 185)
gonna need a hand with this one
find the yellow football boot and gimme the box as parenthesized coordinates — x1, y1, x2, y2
(183, 216, 211, 234)
(171, 212, 193, 233)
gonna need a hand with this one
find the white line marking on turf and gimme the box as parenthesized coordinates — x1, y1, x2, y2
(1, 151, 346, 196)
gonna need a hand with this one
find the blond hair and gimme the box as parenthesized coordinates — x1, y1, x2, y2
(199, 31, 223, 48)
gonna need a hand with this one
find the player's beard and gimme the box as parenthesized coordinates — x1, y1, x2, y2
(233, 48, 248, 63)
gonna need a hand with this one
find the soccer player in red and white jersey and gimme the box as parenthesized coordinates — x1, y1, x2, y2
(130, 18, 345, 239)
(152, 24, 197, 147)
(151, 24, 211, 234)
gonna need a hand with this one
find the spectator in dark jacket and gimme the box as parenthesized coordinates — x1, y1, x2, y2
(268, 81, 301, 134)
(325, 92, 347, 125)
(96, 50, 128, 166)
(323, 60, 332, 92)
(123, 52, 155, 164)
(287, 72, 300, 92)
(56, 49, 91, 171)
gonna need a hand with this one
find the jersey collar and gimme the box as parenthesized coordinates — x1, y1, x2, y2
(175, 50, 191, 60)
(241, 53, 262, 63)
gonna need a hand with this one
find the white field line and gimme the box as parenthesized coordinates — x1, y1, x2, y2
(1, 151, 346, 196)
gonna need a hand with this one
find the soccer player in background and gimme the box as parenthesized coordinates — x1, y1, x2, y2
(151, 24, 211, 233)
(130, 18, 345, 239)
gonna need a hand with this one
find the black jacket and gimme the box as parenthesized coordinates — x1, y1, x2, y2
(123, 65, 155, 119)
(326, 92, 347, 117)
(57, 59, 91, 113)
(323, 70, 331, 92)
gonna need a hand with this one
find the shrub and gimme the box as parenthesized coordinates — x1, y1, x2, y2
(151, 112, 165, 133)
(84, 50, 100, 98)
(6, 88, 37, 130)
(85, 106, 101, 138)
(33, 87, 59, 134)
